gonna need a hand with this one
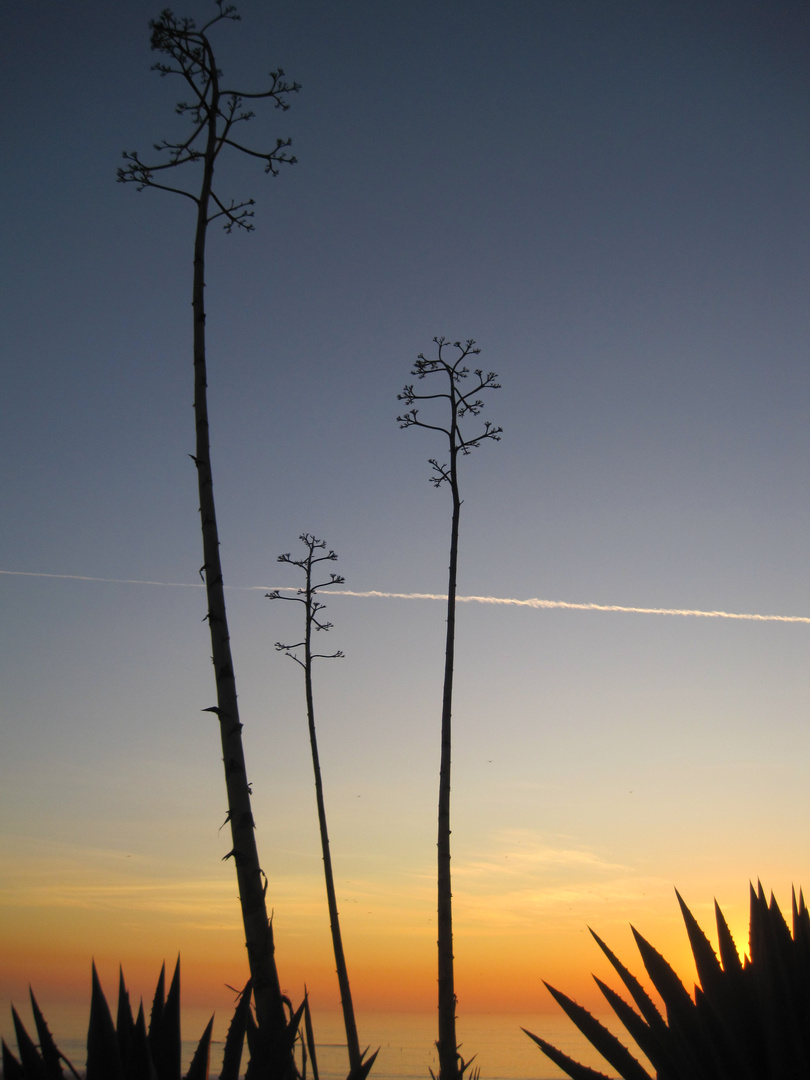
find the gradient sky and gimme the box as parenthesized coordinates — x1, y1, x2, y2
(2, 0, 810, 1064)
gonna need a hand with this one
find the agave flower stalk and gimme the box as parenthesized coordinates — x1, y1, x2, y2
(397, 340, 502, 1080)
(118, 3, 298, 1038)
(268, 537, 377, 1080)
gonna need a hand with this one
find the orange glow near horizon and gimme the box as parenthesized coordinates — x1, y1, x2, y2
(1, 852, 770, 1052)
(0, 802, 796, 1052)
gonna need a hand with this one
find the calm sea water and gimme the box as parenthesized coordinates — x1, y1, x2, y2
(32, 1012, 623, 1079)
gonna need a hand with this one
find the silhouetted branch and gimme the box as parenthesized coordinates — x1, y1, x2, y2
(397, 338, 502, 489)
(117, 3, 298, 229)
(222, 69, 300, 107)
(208, 191, 255, 231)
(267, 535, 346, 666)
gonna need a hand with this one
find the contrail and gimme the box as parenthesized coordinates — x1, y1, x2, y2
(2, 571, 808, 624)
(328, 590, 810, 624)
(0, 570, 207, 588)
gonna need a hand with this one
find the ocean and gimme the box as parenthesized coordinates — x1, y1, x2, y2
(32, 1012, 623, 1078)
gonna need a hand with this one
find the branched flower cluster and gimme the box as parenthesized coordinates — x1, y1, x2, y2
(117, 1, 299, 231)
(267, 534, 345, 665)
(397, 337, 502, 488)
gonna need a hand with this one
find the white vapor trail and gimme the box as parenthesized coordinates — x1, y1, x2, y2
(2, 571, 808, 624)
(0, 570, 206, 588)
(328, 590, 810, 624)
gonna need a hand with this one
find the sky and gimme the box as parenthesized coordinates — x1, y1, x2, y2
(2, 0, 810, 1066)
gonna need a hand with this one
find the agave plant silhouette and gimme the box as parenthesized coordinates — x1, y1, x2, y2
(524, 883, 810, 1080)
(2, 959, 307, 1080)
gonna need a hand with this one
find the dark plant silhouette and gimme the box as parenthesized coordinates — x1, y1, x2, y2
(525, 883, 810, 1080)
(118, 2, 298, 1050)
(397, 339, 502, 1080)
(268, 536, 378, 1080)
(0, 958, 306, 1080)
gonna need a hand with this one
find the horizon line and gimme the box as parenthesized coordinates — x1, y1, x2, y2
(1, 570, 808, 624)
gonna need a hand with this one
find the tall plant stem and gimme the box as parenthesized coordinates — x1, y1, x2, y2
(303, 604, 361, 1073)
(192, 148, 284, 1035)
(193, 194, 282, 1036)
(119, 6, 299, 1042)
(397, 339, 502, 1080)
(270, 537, 367, 1076)
(437, 451, 460, 1080)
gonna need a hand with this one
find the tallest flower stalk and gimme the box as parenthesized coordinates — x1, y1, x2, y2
(118, 2, 298, 1039)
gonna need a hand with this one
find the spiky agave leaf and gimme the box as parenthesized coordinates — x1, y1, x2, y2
(148, 964, 166, 1061)
(86, 963, 125, 1080)
(298, 1007, 308, 1080)
(218, 980, 252, 1080)
(676, 891, 724, 1000)
(117, 968, 136, 1075)
(346, 1046, 380, 1080)
(28, 990, 68, 1080)
(303, 992, 319, 1080)
(793, 889, 810, 954)
(152, 958, 181, 1080)
(146, 963, 183, 1080)
(3, 1040, 26, 1080)
(591, 978, 662, 1069)
(11, 1007, 47, 1080)
(767, 891, 794, 960)
(523, 1028, 613, 1080)
(714, 900, 743, 978)
(132, 1003, 158, 1080)
(589, 930, 667, 1035)
(631, 927, 695, 1028)
(459, 1055, 479, 1080)
(542, 983, 652, 1080)
(630, 926, 724, 1079)
(185, 1015, 213, 1080)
